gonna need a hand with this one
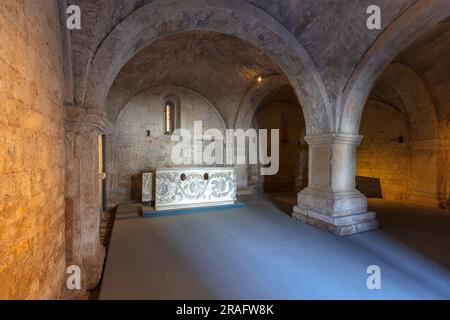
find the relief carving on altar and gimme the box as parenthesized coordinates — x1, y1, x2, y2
(155, 167, 236, 211)
(142, 172, 154, 203)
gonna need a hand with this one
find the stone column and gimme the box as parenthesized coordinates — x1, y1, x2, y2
(293, 133, 379, 236)
(64, 107, 106, 297)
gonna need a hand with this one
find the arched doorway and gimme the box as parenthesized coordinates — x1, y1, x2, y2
(356, 21, 450, 209)
(63, 0, 335, 289)
(251, 85, 308, 194)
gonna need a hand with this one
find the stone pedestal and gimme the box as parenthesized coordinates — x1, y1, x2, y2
(293, 133, 379, 236)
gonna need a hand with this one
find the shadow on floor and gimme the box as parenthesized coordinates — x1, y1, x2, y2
(265, 192, 450, 272)
(265, 192, 297, 216)
(98, 194, 450, 299)
(368, 199, 450, 271)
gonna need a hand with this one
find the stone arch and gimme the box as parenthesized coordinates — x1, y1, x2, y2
(379, 63, 438, 141)
(357, 63, 442, 207)
(256, 101, 304, 121)
(250, 98, 308, 193)
(83, 0, 331, 135)
(113, 85, 227, 134)
(253, 99, 307, 143)
(234, 75, 292, 131)
(110, 85, 228, 203)
(339, 0, 450, 134)
(234, 76, 305, 192)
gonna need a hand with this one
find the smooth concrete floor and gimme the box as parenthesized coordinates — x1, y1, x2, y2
(99, 194, 450, 300)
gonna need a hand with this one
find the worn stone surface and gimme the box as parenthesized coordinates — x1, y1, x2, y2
(0, 0, 66, 299)
(1, 0, 450, 299)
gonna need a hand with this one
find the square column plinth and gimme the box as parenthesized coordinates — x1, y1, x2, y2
(293, 189, 379, 236)
(293, 133, 379, 236)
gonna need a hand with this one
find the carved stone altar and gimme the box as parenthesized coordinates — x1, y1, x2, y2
(155, 167, 237, 211)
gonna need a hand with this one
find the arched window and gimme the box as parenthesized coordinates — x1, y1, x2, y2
(164, 101, 175, 135)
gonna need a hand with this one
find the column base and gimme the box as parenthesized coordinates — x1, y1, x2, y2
(86, 251, 106, 290)
(293, 188, 380, 236)
(293, 205, 379, 236)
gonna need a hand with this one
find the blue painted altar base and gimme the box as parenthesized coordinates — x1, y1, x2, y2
(143, 202, 246, 218)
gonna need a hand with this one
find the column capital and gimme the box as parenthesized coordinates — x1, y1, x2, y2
(64, 105, 107, 133)
(304, 133, 363, 146)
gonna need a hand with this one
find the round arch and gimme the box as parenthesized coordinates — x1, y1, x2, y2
(356, 63, 441, 207)
(234, 75, 292, 131)
(255, 101, 304, 121)
(339, 0, 450, 134)
(83, 0, 331, 135)
(378, 63, 438, 141)
(113, 85, 227, 134)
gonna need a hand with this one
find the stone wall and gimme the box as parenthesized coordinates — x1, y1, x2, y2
(357, 101, 412, 200)
(0, 1, 66, 299)
(111, 86, 225, 203)
(439, 123, 450, 208)
(253, 101, 308, 193)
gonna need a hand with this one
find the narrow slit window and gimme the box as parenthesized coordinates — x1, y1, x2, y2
(164, 101, 174, 135)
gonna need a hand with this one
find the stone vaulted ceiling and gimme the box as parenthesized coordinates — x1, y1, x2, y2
(69, 0, 417, 107)
(107, 31, 284, 123)
(247, 0, 416, 101)
(370, 19, 450, 121)
(66, 0, 450, 134)
(394, 19, 450, 121)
